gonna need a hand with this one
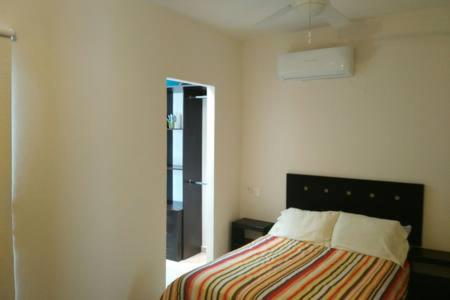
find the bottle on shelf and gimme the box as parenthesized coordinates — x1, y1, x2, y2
(167, 113, 183, 129)
(167, 114, 176, 129)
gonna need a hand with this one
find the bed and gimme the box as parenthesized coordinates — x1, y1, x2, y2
(162, 174, 424, 300)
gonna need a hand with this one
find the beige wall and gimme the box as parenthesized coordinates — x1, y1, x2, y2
(241, 7, 450, 252)
(0, 39, 14, 300)
(1, 0, 241, 299)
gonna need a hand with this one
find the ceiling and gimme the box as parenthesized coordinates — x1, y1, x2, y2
(150, 0, 448, 38)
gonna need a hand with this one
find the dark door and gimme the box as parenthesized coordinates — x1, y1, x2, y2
(182, 86, 206, 259)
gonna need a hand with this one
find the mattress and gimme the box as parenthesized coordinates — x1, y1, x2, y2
(162, 235, 409, 300)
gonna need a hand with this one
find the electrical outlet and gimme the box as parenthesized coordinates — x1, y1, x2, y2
(253, 187, 261, 197)
(246, 186, 261, 197)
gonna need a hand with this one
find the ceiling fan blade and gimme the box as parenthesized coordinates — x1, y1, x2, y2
(256, 5, 294, 27)
(321, 5, 351, 28)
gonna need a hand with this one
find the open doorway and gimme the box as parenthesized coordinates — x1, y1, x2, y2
(165, 78, 215, 286)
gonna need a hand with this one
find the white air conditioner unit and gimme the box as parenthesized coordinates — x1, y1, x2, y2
(278, 46, 354, 80)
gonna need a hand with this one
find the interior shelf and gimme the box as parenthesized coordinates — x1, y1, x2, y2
(167, 201, 183, 211)
(167, 165, 183, 171)
(167, 128, 183, 131)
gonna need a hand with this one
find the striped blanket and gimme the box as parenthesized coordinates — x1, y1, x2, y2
(162, 236, 409, 300)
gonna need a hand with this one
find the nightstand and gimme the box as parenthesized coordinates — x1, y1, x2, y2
(408, 247, 450, 299)
(231, 218, 274, 250)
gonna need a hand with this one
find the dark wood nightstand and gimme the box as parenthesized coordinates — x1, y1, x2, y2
(408, 247, 450, 299)
(231, 218, 274, 250)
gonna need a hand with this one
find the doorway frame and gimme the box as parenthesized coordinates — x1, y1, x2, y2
(166, 77, 215, 262)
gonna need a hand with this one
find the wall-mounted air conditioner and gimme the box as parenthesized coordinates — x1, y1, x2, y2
(278, 46, 354, 81)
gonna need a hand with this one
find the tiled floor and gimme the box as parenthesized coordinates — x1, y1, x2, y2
(166, 252, 207, 286)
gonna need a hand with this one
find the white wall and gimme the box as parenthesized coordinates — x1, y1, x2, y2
(0, 39, 14, 300)
(241, 7, 450, 252)
(1, 0, 241, 299)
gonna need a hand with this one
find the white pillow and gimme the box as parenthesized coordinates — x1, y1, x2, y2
(331, 212, 409, 266)
(268, 208, 339, 244)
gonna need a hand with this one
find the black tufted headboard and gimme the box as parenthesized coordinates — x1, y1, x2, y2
(286, 173, 424, 246)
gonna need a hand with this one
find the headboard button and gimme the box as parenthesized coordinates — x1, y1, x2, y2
(346, 191, 352, 196)
(370, 193, 375, 198)
(324, 188, 329, 193)
(304, 186, 309, 191)
(395, 195, 401, 201)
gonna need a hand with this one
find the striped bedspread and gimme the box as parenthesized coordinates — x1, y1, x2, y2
(162, 236, 409, 300)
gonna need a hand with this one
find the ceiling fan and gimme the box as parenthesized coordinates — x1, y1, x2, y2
(258, 0, 351, 30)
